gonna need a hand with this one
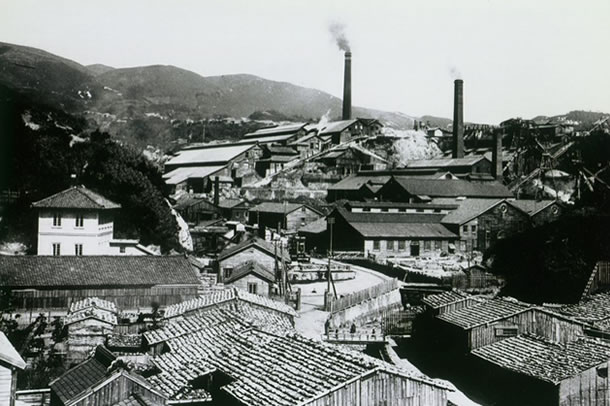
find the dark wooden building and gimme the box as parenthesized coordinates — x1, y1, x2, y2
(0, 256, 201, 315)
(49, 346, 168, 406)
(472, 335, 610, 406)
(248, 202, 323, 234)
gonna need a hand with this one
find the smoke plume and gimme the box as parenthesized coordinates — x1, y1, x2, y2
(329, 22, 351, 52)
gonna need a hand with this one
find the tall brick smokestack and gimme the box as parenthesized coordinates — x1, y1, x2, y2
(492, 131, 503, 181)
(213, 176, 220, 207)
(342, 51, 352, 120)
(452, 79, 464, 159)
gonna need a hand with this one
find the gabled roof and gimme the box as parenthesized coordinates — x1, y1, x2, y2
(437, 298, 531, 329)
(218, 237, 290, 262)
(0, 256, 200, 288)
(327, 174, 391, 191)
(509, 199, 559, 216)
(422, 290, 472, 309)
(243, 123, 307, 139)
(319, 119, 359, 135)
(0, 331, 25, 369)
(333, 207, 457, 239)
(298, 217, 327, 234)
(250, 202, 322, 216)
(225, 260, 275, 284)
(32, 186, 120, 210)
(472, 335, 610, 384)
(218, 198, 248, 209)
(165, 143, 256, 166)
(69, 297, 118, 314)
(390, 176, 514, 199)
(440, 198, 506, 225)
(50, 346, 116, 404)
(555, 292, 610, 324)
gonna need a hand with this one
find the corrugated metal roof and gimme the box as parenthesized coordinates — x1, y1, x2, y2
(163, 166, 225, 185)
(327, 174, 391, 191)
(243, 123, 307, 138)
(32, 186, 121, 210)
(0, 256, 200, 288)
(472, 335, 610, 384)
(225, 260, 275, 284)
(217, 237, 290, 262)
(165, 143, 255, 166)
(351, 222, 457, 239)
(392, 177, 514, 198)
(319, 119, 359, 135)
(509, 199, 557, 216)
(250, 202, 321, 215)
(440, 198, 505, 225)
(437, 298, 531, 329)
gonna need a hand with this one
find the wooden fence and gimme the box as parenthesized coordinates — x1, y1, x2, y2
(330, 278, 399, 314)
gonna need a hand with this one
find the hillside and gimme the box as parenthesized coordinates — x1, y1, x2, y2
(532, 110, 610, 129)
(86, 63, 115, 76)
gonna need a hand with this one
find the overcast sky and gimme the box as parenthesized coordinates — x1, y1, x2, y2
(1, 0, 609, 123)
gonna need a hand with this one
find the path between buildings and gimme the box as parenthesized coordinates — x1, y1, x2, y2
(295, 258, 390, 338)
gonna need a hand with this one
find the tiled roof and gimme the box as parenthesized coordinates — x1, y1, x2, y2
(319, 119, 359, 135)
(217, 237, 290, 262)
(422, 290, 471, 309)
(472, 335, 610, 384)
(440, 198, 506, 225)
(65, 307, 118, 326)
(149, 322, 446, 404)
(556, 292, 610, 324)
(336, 207, 446, 224)
(31, 186, 120, 209)
(162, 287, 297, 320)
(437, 298, 531, 329)
(345, 201, 458, 210)
(392, 177, 514, 198)
(111, 393, 165, 406)
(0, 256, 200, 288)
(0, 331, 25, 369)
(50, 346, 116, 404)
(107, 333, 142, 349)
(218, 198, 248, 209)
(70, 297, 118, 314)
(265, 145, 299, 155)
(243, 123, 307, 138)
(165, 143, 255, 166)
(225, 260, 275, 284)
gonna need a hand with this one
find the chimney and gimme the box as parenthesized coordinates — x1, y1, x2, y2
(213, 176, 220, 207)
(492, 131, 503, 181)
(452, 79, 464, 158)
(342, 51, 352, 120)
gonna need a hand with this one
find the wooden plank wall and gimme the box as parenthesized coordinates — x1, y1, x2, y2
(8, 285, 199, 310)
(73, 374, 166, 406)
(468, 308, 585, 350)
(559, 359, 610, 405)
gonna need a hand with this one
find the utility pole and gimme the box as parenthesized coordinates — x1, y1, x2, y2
(327, 217, 337, 299)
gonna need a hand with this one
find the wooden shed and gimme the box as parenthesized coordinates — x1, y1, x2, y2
(472, 335, 610, 405)
(0, 256, 201, 317)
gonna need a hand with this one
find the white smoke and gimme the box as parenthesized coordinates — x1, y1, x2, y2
(329, 22, 351, 52)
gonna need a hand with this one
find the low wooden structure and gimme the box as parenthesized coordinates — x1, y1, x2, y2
(0, 332, 26, 406)
(472, 335, 610, 405)
(0, 256, 201, 315)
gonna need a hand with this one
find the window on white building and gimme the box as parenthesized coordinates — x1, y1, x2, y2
(52, 243, 61, 256)
(248, 282, 258, 294)
(373, 240, 380, 251)
(74, 244, 83, 256)
(387, 240, 394, 251)
(53, 213, 62, 227)
(75, 215, 84, 228)
(120, 246, 126, 254)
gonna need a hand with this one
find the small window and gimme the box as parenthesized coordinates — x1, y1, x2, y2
(52, 243, 61, 256)
(223, 268, 232, 280)
(373, 240, 380, 251)
(387, 240, 395, 251)
(462, 225, 469, 233)
(74, 244, 83, 256)
(381, 208, 389, 212)
(248, 282, 258, 295)
(494, 326, 518, 337)
(398, 240, 405, 250)
(53, 213, 62, 227)
(424, 240, 431, 251)
(119, 246, 126, 254)
(471, 225, 477, 233)
(75, 215, 84, 228)
(597, 366, 608, 379)
(301, 207, 306, 213)
(416, 208, 424, 213)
